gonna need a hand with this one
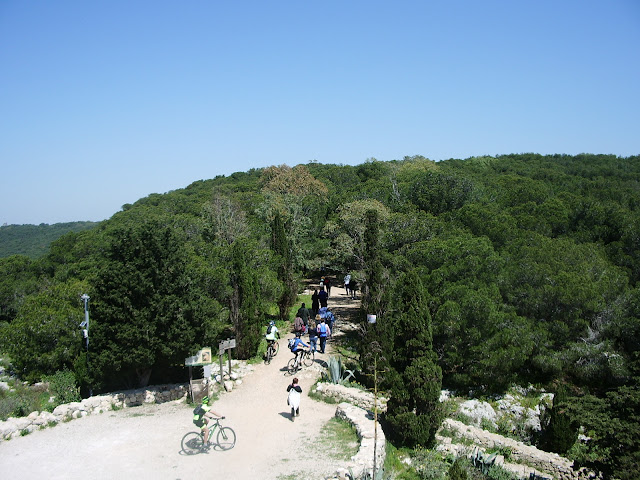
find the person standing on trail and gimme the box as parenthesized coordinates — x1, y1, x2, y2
(317, 317, 331, 354)
(287, 377, 302, 420)
(296, 303, 311, 328)
(344, 273, 351, 296)
(294, 315, 305, 334)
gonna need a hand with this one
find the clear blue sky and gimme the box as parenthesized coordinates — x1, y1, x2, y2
(1, 1, 639, 225)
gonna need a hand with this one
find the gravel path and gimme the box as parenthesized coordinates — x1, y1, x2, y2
(0, 284, 360, 480)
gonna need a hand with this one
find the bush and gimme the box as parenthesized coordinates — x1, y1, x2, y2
(43, 369, 80, 407)
(0, 386, 42, 420)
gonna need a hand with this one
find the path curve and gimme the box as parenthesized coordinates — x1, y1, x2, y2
(0, 283, 360, 480)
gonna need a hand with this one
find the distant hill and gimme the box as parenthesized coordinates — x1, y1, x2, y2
(0, 222, 99, 259)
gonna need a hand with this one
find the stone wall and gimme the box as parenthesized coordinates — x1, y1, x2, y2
(0, 383, 188, 441)
(329, 403, 386, 480)
(438, 418, 600, 480)
(315, 382, 387, 412)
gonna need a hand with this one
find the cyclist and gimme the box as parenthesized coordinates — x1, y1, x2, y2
(289, 332, 309, 366)
(193, 396, 224, 445)
(265, 320, 280, 352)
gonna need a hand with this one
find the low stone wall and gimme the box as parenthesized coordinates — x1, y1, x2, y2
(438, 418, 600, 480)
(315, 382, 387, 412)
(0, 383, 188, 441)
(329, 403, 386, 480)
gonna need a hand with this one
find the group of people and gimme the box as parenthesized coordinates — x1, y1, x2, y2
(292, 302, 334, 354)
(192, 275, 350, 432)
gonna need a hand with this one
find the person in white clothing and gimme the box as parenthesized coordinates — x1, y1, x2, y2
(287, 377, 302, 421)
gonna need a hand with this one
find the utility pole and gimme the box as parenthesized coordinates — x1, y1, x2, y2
(80, 294, 92, 396)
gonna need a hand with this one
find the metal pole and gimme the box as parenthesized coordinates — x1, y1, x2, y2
(80, 294, 92, 396)
(373, 354, 378, 480)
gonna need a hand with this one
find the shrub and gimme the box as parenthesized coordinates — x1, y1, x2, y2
(43, 369, 80, 407)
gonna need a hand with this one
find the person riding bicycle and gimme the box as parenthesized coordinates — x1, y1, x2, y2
(265, 320, 280, 352)
(193, 396, 224, 445)
(289, 332, 309, 365)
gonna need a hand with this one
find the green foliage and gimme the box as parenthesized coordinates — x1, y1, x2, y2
(0, 279, 88, 382)
(448, 458, 468, 480)
(0, 153, 639, 477)
(0, 222, 98, 259)
(324, 356, 355, 385)
(271, 212, 298, 320)
(540, 384, 576, 454)
(383, 270, 443, 448)
(43, 369, 80, 407)
(91, 219, 206, 390)
(565, 354, 640, 480)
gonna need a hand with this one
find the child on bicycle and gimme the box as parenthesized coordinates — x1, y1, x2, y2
(193, 396, 224, 445)
(289, 332, 309, 365)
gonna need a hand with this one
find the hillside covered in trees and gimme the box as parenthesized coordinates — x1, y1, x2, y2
(0, 222, 98, 259)
(1, 153, 639, 478)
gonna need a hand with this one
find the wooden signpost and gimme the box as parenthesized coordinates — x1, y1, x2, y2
(218, 338, 236, 384)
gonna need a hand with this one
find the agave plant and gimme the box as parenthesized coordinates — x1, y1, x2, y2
(325, 356, 355, 385)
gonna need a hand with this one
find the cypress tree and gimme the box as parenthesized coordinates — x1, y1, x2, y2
(271, 212, 297, 321)
(229, 241, 261, 358)
(384, 270, 443, 447)
(543, 384, 576, 454)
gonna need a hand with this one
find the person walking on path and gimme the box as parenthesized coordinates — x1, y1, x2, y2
(309, 317, 319, 353)
(287, 377, 302, 421)
(318, 287, 328, 308)
(311, 289, 320, 316)
(296, 303, 311, 328)
(294, 315, 305, 334)
(324, 276, 332, 297)
(317, 318, 331, 354)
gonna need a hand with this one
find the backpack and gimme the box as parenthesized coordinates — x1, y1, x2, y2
(288, 338, 296, 351)
(319, 323, 327, 336)
(193, 405, 205, 427)
(267, 325, 273, 334)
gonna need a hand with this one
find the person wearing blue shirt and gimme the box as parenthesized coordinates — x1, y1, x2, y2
(317, 318, 331, 354)
(290, 332, 309, 364)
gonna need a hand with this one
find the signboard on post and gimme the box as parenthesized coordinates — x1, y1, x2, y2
(185, 347, 213, 367)
(218, 338, 236, 355)
(217, 338, 237, 384)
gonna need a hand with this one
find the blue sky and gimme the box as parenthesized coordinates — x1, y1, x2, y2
(1, 1, 639, 225)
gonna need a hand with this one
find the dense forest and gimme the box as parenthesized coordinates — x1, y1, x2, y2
(1, 153, 639, 478)
(0, 222, 98, 259)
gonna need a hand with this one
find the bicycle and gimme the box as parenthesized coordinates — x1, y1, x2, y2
(287, 348, 315, 374)
(181, 417, 236, 455)
(265, 339, 280, 364)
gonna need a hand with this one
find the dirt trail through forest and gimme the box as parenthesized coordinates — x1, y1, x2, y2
(0, 282, 360, 480)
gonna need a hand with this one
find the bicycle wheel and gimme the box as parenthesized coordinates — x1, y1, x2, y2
(181, 431, 204, 455)
(217, 426, 236, 450)
(303, 350, 314, 367)
(265, 346, 274, 364)
(287, 357, 298, 374)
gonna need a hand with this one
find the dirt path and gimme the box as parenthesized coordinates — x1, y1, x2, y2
(0, 283, 360, 480)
